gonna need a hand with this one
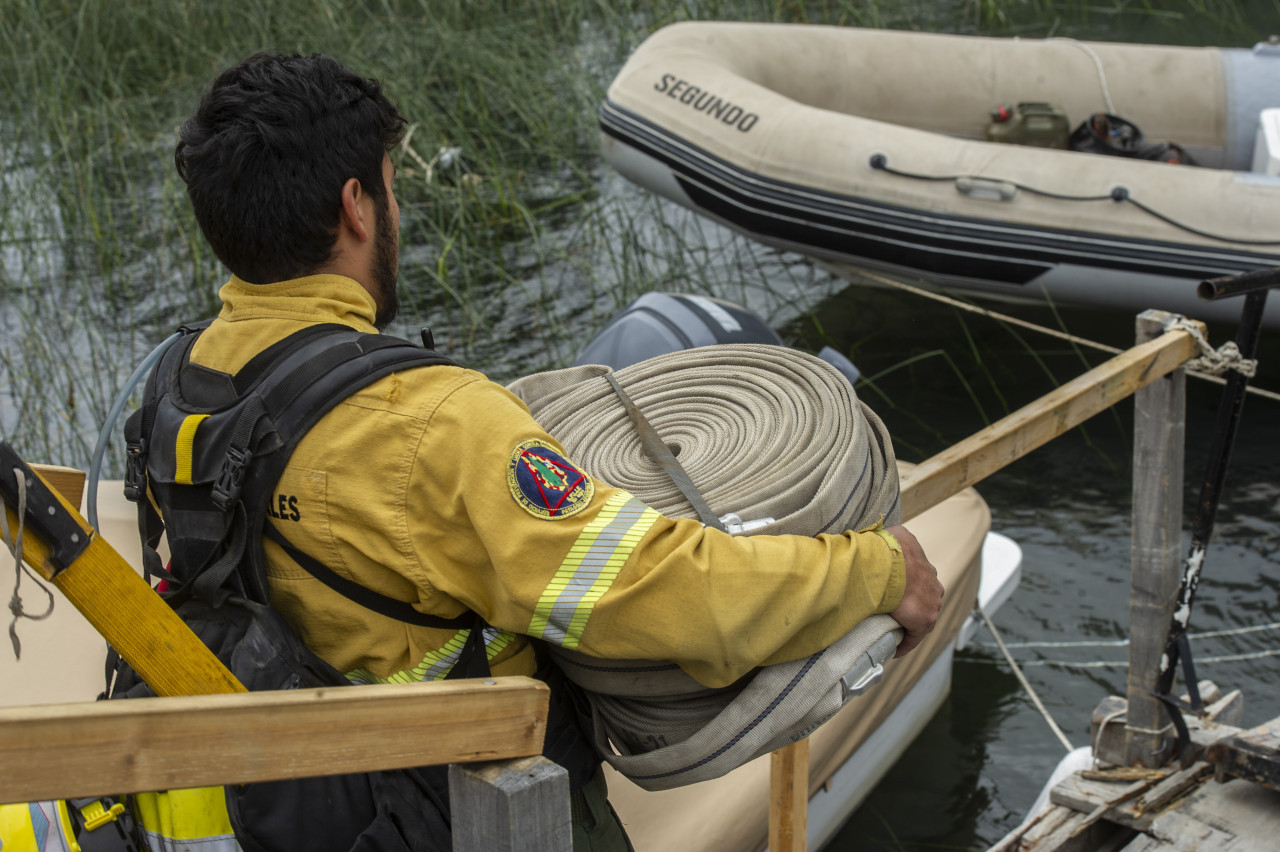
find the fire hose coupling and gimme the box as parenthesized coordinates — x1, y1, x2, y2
(717, 513, 776, 535)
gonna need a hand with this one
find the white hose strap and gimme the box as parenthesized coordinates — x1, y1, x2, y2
(508, 344, 904, 790)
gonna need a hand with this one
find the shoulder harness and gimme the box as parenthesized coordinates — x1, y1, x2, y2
(121, 321, 490, 678)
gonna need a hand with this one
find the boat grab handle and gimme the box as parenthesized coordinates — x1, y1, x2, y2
(956, 176, 1019, 201)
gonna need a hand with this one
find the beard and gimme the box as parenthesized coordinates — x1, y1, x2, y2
(371, 193, 400, 330)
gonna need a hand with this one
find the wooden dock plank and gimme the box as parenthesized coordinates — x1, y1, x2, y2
(1150, 776, 1280, 846)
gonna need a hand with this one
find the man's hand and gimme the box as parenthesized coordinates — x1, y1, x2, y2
(885, 524, 944, 658)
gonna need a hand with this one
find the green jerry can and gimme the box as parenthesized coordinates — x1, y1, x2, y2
(985, 102, 1070, 148)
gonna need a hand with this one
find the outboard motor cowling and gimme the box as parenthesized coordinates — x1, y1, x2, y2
(574, 292, 782, 370)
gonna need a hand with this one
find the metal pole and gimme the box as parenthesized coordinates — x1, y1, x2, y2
(1154, 288, 1268, 739)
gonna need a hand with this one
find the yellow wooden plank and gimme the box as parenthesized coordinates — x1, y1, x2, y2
(899, 324, 1200, 520)
(1, 466, 244, 697)
(0, 677, 549, 803)
(770, 738, 809, 852)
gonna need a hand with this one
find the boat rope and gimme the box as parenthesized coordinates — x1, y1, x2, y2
(958, 647, 1280, 669)
(850, 269, 1280, 403)
(979, 606, 1076, 754)
(1162, 315, 1258, 377)
(1049, 38, 1116, 115)
(977, 619, 1280, 650)
(869, 154, 1280, 246)
(1, 467, 54, 660)
(1093, 704, 1128, 758)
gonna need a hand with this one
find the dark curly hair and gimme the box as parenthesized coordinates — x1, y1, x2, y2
(176, 53, 406, 284)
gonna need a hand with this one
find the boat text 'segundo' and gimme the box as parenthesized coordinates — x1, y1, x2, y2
(600, 23, 1280, 327)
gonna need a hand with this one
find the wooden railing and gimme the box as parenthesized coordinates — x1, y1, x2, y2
(766, 309, 1203, 851)
(2, 310, 1205, 851)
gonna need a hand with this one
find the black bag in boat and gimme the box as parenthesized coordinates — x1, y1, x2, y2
(1068, 112, 1196, 165)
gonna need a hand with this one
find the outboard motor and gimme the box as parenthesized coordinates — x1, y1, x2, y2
(575, 291, 860, 385)
(574, 292, 781, 369)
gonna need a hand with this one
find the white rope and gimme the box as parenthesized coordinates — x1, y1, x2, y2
(852, 269, 1280, 403)
(959, 646, 1280, 668)
(1092, 705, 1127, 759)
(976, 619, 1280, 649)
(1163, 316, 1258, 377)
(979, 606, 1075, 754)
(1050, 37, 1116, 114)
(2, 467, 55, 660)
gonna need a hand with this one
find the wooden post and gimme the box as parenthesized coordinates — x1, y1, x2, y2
(1125, 310, 1186, 767)
(770, 738, 809, 852)
(450, 755, 571, 852)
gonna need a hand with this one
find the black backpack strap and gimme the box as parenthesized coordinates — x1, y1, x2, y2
(261, 524, 471, 630)
(125, 328, 208, 585)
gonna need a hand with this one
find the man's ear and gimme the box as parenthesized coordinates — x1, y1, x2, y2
(339, 177, 370, 242)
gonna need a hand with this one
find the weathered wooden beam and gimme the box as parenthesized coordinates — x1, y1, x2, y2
(1207, 717, 1280, 789)
(450, 755, 570, 852)
(1004, 803, 1129, 852)
(28, 464, 86, 510)
(900, 317, 1200, 520)
(0, 677, 549, 803)
(1125, 310, 1188, 767)
(770, 737, 809, 852)
(1049, 763, 1211, 834)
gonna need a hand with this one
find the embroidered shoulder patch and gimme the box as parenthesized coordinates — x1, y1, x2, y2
(507, 438, 595, 520)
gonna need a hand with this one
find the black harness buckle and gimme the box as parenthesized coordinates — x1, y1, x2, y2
(123, 437, 148, 503)
(211, 445, 250, 510)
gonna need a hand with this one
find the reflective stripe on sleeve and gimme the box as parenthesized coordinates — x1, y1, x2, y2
(346, 626, 516, 684)
(174, 414, 209, 486)
(529, 491, 659, 649)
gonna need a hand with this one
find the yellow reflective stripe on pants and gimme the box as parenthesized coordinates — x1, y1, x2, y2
(530, 492, 659, 649)
(131, 789, 240, 852)
(347, 625, 517, 684)
(0, 801, 75, 852)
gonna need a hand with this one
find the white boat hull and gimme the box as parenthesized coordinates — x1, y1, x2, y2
(601, 23, 1280, 327)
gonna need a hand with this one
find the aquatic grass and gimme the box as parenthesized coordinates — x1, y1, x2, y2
(3, 0, 1275, 471)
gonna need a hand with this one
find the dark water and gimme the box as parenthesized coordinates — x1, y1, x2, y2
(4, 3, 1278, 848)
(793, 289, 1280, 849)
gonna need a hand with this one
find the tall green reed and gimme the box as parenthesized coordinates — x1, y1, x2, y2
(2, 0, 1274, 473)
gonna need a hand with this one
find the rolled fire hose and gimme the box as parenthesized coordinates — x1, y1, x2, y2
(507, 344, 905, 791)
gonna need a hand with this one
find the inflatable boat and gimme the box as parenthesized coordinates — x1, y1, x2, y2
(600, 23, 1280, 328)
(0, 293, 1022, 851)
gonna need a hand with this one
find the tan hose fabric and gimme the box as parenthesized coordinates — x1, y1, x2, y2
(508, 344, 901, 533)
(508, 344, 903, 790)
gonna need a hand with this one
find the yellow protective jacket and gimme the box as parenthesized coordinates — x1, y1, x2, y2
(190, 274, 906, 690)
